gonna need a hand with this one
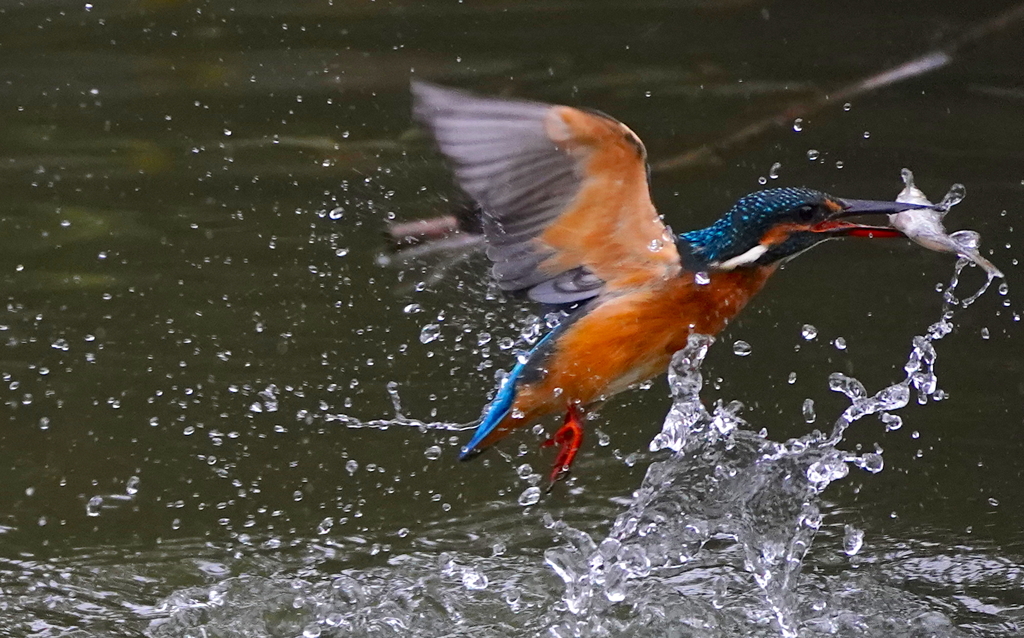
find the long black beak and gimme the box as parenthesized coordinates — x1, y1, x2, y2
(836, 198, 929, 217)
(813, 198, 930, 238)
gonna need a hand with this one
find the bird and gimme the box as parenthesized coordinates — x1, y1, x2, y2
(410, 80, 919, 487)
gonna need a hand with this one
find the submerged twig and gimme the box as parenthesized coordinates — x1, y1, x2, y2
(651, 2, 1024, 172)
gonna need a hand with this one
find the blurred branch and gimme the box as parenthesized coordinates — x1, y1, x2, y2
(651, 2, 1024, 173)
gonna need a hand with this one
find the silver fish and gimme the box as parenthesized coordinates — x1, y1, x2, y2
(890, 168, 1003, 278)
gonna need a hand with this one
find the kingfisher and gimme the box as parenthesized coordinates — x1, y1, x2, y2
(411, 81, 918, 486)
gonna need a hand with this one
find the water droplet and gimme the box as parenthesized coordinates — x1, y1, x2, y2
(462, 567, 489, 590)
(843, 524, 864, 556)
(419, 324, 441, 344)
(835, 160, 844, 169)
(497, 337, 514, 350)
(732, 340, 752, 356)
(998, 282, 1009, 295)
(328, 207, 343, 220)
(711, 575, 729, 609)
(85, 495, 103, 517)
(854, 452, 884, 473)
(788, 372, 797, 384)
(518, 486, 541, 506)
(988, 497, 1000, 507)
(843, 102, 852, 111)
(863, 130, 871, 139)
(768, 162, 781, 179)
(477, 332, 491, 346)
(125, 476, 140, 495)
(981, 327, 990, 340)
(317, 517, 334, 534)
(695, 271, 711, 285)
(345, 459, 358, 475)
(807, 457, 848, 484)
(648, 239, 664, 252)
(792, 118, 803, 132)
(939, 183, 966, 210)
(757, 176, 767, 185)
(801, 324, 818, 340)
(302, 624, 322, 638)
(880, 412, 903, 431)
(829, 373, 867, 400)
(833, 337, 847, 350)
(806, 149, 820, 161)
(802, 398, 816, 423)
(424, 445, 442, 460)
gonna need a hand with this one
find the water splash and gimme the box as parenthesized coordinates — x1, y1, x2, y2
(541, 262, 993, 636)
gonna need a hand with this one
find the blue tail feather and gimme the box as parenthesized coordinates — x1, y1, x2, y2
(459, 327, 561, 460)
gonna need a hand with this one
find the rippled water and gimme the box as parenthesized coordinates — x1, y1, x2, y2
(2, 0, 1024, 636)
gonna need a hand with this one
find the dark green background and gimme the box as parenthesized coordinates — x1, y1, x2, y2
(1, 0, 1022, 635)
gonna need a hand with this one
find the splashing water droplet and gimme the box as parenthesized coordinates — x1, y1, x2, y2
(843, 102, 852, 111)
(125, 476, 140, 495)
(880, 412, 903, 431)
(788, 372, 797, 384)
(768, 162, 782, 179)
(424, 445, 442, 460)
(461, 567, 489, 590)
(802, 398, 816, 423)
(85, 495, 103, 517)
(345, 459, 358, 475)
(648, 239, 664, 252)
(317, 517, 334, 535)
(829, 373, 867, 400)
(518, 486, 541, 506)
(854, 453, 884, 474)
(732, 340, 752, 356)
(806, 149, 820, 161)
(419, 324, 441, 344)
(792, 118, 803, 132)
(695, 271, 711, 286)
(801, 324, 818, 340)
(938, 183, 966, 211)
(833, 337, 847, 350)
(843, 525, 864, 556)
(328, 207, 343, 220)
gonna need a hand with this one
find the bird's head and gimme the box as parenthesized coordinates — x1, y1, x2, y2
(680, 187, 913, 271)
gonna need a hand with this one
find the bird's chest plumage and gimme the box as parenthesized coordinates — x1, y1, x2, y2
(535, 267, 776, 404)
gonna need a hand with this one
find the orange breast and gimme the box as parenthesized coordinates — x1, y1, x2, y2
(477, 266, 776, 449)
(523, 266, 775, 408)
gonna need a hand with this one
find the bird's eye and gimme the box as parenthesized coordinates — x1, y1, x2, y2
(796, 204, 816, 222)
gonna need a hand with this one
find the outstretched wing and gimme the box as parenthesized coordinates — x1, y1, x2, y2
(412, 81, 681, 305)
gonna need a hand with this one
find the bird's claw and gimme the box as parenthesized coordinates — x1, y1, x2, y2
(542, 405, 584, 491)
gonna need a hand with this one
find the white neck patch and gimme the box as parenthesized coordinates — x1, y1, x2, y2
(712, 244, 768, 271)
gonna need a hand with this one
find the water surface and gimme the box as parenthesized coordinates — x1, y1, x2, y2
(1, 0, 1023, 635)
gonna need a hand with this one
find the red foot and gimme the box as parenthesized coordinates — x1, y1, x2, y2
(541, 404, 584, 489)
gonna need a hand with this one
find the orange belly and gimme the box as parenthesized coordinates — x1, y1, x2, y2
(479, 266, 776, 447)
